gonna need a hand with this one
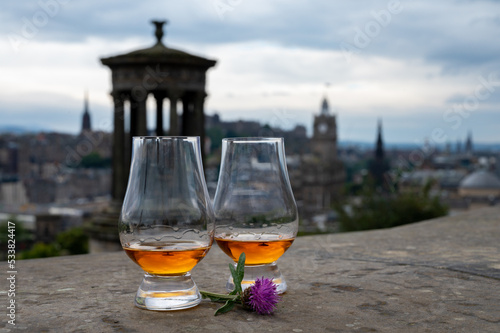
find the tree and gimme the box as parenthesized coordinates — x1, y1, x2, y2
(0, 217, 31, 244)
(79, 151, 110, 168)
(56, 227, 88, 255)
(17, 226, 89, 259)
(0, 217, 33, 260)
(206, 127, 225, 152)
(20, 242, 60, 259)
(335, 181, 448, 232)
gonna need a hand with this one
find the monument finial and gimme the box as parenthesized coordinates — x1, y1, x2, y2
(151, 20, 167, 45)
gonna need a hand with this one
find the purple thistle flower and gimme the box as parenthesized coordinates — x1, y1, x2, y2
(242, 277, 281, 315)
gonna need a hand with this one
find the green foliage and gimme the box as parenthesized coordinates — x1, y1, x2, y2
(18, 226, 89, 259)
(0, 217, 32, 244)
(229, 252, 246, 296)
(335, 181, 448, 232)
(0, 216, 88, 260)
(20, 242, 60, 259)
(79, 151, 110, 168)
(0, 217, 34, 260)
(56, 227, 89, 255)
(206, 127, 225, 152)
(200, 253, 246, 316)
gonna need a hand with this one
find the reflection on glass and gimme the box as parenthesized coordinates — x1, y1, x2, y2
(213, 137, 299, 293)
(119, 136, 214, 311)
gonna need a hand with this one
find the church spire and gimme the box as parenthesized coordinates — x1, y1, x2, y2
(81, 90, 91, 133)
(84, 89, 89, 113)
(465, 130, 473, 155)
(375, 119, 384, 160)
(369, 118, 389, 190)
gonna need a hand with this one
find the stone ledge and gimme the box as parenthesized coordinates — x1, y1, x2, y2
(2, 207, 499, 332)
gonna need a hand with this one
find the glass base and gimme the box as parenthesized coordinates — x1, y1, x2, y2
(226, 262, 287, 294)
(134, 273, 201, 311)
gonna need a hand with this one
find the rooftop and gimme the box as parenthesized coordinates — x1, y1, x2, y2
(9, 207, 500, 332)
(100, 20, 216, 68)
(460, 169, 500, 189)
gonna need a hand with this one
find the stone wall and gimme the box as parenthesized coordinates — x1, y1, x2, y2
(9, 207, 500, 332)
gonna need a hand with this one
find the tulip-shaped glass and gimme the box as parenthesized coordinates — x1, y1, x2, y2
(119, 137, 214, 311)
(213, 138, 298, 293)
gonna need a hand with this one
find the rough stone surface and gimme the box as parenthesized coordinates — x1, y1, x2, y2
(2, 207, 499, 332)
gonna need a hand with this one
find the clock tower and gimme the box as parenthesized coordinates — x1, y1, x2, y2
(290, 96, 344, 223)
(311, 97, 338, 160)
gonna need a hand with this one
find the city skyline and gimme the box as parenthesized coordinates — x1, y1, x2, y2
(1, 0, 500, 144)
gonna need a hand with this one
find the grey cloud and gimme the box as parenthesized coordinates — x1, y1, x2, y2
(3, 0, 500, 142)
(4, 0, 500, 74)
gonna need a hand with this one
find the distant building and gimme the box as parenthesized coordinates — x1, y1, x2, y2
(399, 169, 467, 194)
(35, 212, 83, 244)
(311, 97, 338, 159)
(368, 120, 390, 189)
(456, 139, 462, 154)
(0, 180, 28, 208)
(81, 91, 91, 133)
(459, 169, 500, 204)
(430, 131, 477, 171)
(25, 169, 111, 204)
(291, 97, 344, 225)
(396, 128, 500, 213)
(0, 139, 28, 209)
(204, 113, 309, 156)
(0, 130, 112, 210)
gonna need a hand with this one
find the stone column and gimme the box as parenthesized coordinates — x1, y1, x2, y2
(130, 94, 138, 138)
(154, 92, 165, 136)
(168, 90, 181, 136)
(194, 91, 207, 155)
(138, 97, 148, 136)
(112, 92, 126, 201)
(131, 95, 148, 136)
(122, 94, 131, 183)
(181, 93, 196, 136)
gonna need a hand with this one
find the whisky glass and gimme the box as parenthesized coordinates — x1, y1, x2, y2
(213, 137, 298, 293)
(119, 137, 214, 311)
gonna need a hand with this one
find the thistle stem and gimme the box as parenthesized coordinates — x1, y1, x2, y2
(200, 291, 240, 302)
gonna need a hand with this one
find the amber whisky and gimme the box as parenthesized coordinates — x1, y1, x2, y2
(124, 241, 210, 276)
(215, 236, 294, 265)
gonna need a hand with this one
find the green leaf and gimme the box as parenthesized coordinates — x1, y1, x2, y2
(228, 263, 238, 295)
(229, 253, 246, 295)
(201, 293, 224, 302)
(200, 253, 247, 315)
(200, 291, 238, 303)
(214, 300, 235, 316)
(236, 252, 246, 283)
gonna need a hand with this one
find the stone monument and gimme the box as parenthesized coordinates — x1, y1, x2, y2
(87, 20, 216, 252)
(101, 20, 217, 201)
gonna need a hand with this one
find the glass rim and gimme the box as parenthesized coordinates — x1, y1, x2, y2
(132, 136, 199, 140)
(222, 137, 284, 143)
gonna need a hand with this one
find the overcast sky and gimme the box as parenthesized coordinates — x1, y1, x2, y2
(1, 0, 500, 144)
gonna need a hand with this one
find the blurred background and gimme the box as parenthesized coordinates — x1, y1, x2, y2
(1, 0, 500, 258)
